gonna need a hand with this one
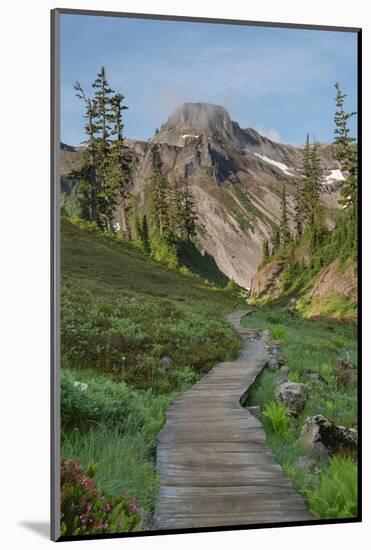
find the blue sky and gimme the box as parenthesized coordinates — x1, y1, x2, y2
(60, 14, 358, 146)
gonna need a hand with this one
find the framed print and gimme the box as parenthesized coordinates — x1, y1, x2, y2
(51, 8, 361, 541)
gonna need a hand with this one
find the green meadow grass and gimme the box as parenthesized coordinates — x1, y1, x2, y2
(61, 216, 242, 521)
(243, 306, 358, 519)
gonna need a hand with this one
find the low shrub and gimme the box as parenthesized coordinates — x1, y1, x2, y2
(61, 286, 239, 390)
(270, 326, 286, 342)
(60, 458, 141, 536)
(62, 426, 160, 513)
(262, 401, 293, 438)
(150, 233, 178, 269)
(60, 369, 170, 432)
(308, 457, 357, 518)
(289, 371, 300, 383)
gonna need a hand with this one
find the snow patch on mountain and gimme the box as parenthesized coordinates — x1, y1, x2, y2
(324, 169, 345, 182)
(182, 134, 199, 139)
(253, 153, 295, 176)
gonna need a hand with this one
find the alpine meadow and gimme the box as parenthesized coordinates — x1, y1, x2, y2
(56, 13, 359, 539)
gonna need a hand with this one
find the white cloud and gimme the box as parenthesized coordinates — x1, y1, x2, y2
(256, 128, 283, 143)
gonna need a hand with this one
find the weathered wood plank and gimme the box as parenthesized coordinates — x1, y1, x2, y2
(154, 310, 312, 529)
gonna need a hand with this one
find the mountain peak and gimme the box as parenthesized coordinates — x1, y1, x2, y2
(164, 102, 233, 134)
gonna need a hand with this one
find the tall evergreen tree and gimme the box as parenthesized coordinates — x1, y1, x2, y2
(182, 181, 198, 240)
(301, 134, 313, 226)
(280, 183, 291, 246)
(309, 140, 322, 224)
(150, 145, 170, 238)
(92, 66, 116, 229)
(73, 82, 99, 223)
(171, 179, 198, 240)
(262, 239, 270, 263)
(135, 215, 143, 241)
(334, 82, 357, 217)
(110, 92, 132, 241)
(294, 185, 303, 240)
(272, 227, 281, 255)
(301, 134, 322, 228)
(141, 214, 151, 254)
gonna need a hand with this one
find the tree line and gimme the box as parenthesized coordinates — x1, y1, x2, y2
(70, 67, 198, 255)
(262, 82, 357, 264)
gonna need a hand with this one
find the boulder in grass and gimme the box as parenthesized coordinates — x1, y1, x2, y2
(300, 415, 357, 456)
(160, 356, 173, 370)
(274, 372, 288, 387)
(274, 381, 307, 416)
(73, 381, 88, 391)
(309, 441, 329, 463)
(247, 406, 261, 418)
(266, 357, 279, 371)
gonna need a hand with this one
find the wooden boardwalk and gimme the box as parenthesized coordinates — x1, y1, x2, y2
(154, 310, 312, 529)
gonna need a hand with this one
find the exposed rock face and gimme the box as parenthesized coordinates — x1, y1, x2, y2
(61, 102, 342, 288)
(300, 415, 358, 456)
(309, 258, 357, 301)
(274, 381, 308, 416)
(250, 261, 284, 298)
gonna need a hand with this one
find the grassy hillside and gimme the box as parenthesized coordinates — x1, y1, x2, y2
(60, 216, 241, 532)
(252, 214, 357, 319)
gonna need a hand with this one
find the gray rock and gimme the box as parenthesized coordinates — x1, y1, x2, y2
(309, 442, 329, 462)
(308, 373, 322, 384)
(274, 372, 288, 386)
(266, 357, 279, 371)
(160, 356, 173, 369)
(73, 381, 88, 391)
(268, 347, 286, 367)
(247, 406, 261, 418)
(295, 457, 316, 474)
(300, 415, 357, 456)
(274, 381, 307, 416)
(269, 340, 281, 348)
(275, 351, 286, 367)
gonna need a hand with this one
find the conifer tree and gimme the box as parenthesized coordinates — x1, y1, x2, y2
(92, 66, 115, 229)
(135, 216, 143, 241)
(272, 227, 281, 255)
(334, 82, 357, 217)
(294, 185, 303, 240)
(150, 145, 170, 238)
(301, 134, 313, 227)
(171, 179, 198, 240)
(301, 135, 322, 228)
(182, 182, 198, 240)
(309, 140, 322, 222)
(262, 239, 270, 263)
(73, 82, 99, 223)
(280, 183, 291, 246)
(110, 92, 132, 241)
(141, 214, 151, 254)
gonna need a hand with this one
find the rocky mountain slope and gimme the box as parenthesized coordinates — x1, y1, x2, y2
(61, 102, 343, 288)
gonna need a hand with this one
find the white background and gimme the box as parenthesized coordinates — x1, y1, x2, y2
(0, 0, 369, 548)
